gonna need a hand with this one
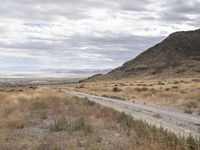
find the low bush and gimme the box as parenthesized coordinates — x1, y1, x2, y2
(187, 136, 199, 150)
(112, 86, 121, 92)
(171, 86, 179, 89)
(173, 81, 179, 84)
(184, 109, 193, 114)
(184, 101, 198, 109)
(83, 98, 96, 106)
(135, 87, 148, 92)
(157, 81, 165, 85)
(165, 88, 170, 91)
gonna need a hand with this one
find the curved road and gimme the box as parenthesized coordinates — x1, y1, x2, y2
(62, 89, 200, 138)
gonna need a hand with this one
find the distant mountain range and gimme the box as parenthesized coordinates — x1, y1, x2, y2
(41, 68, 111, 75)
(84, 29, 200, 81)
(0, 67, 111, 76)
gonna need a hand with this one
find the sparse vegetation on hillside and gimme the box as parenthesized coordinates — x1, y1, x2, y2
(84, 29, 200, 82)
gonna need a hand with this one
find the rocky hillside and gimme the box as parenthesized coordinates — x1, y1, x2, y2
(84, 29, 200, 81)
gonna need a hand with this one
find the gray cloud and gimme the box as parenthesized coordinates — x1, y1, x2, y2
(0, 32, 164, 69)
(111, 0, 153, 11)
(167, 0, 200, 14)
(158, 0, 200, 23)
(0, 0, 199, 71)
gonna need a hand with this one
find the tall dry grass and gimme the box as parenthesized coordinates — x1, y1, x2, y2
(67, 78, 200, 113)
(0, 85, 199, 150)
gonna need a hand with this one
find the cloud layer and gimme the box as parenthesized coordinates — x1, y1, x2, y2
(0, 0, 199, 71)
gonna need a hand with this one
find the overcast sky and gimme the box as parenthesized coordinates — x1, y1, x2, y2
(0, 0, 199, 71)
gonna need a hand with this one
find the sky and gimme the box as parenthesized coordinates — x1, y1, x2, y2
(0, 0, 199, 72)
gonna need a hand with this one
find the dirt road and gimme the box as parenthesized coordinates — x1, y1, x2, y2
(62, 89, 200, 138)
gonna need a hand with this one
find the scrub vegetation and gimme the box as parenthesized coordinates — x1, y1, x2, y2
(0, 85, 199, 150)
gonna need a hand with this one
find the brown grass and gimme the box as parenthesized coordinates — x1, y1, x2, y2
(66, 78, 200, 113)
(0, 85, 199, 150)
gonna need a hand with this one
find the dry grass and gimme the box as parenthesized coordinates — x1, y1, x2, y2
(66, 78, 200, 113)
(0, 85, 199, 150)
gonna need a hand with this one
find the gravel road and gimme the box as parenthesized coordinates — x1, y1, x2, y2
(63, 89, 200, 138)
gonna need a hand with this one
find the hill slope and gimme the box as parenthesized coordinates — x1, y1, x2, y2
(85, 29, 200, 81)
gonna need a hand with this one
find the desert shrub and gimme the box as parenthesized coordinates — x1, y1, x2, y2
(101, 94, 109, 98)
(134, 88, 140, 92)
(165, 88, 170, 91)
(180, 90, 187, 94)
(112, 86, 121, 92)
(116, 112, 133, 128)
(184, 109, 193, 114)
(74, 117, 93, 135)
(153, 114, 162, 119)
(109, 95, 126, 101)
(173, 81, 179, 84)
(50, 117, 70, 132)
(83, 98, 96, 106)
(135, 87, 148, 92)
(7, 119, 26, 129)
(140, 87, 148, 91)
(171, 86, 179, 89)
(119, 83, 125, 86)
(116, 112, 128, 122)
(162, 131, 180, 148)
(191, 78, 200, 82)
(187, 136, 199, 150)
(157, 81, 165, 85)
(80, 84, 85, 88)
(64, 101, 69, 105)
(149, 88, 156, 94)
(28, 86, 37, 89)
(137, 83, 147, 86)
(74, 117, 85, 130)
(50, 116, 93, 135)
(16, 89, 24, 92)
(184, 101, 198, 109)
